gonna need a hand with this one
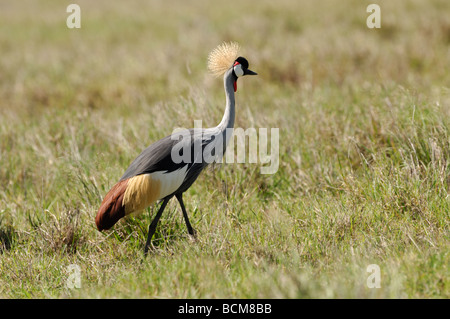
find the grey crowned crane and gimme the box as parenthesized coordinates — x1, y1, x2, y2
(95, 42, 257, 253)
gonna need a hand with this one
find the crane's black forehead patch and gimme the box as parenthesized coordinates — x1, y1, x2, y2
(235, 56, 249, 70)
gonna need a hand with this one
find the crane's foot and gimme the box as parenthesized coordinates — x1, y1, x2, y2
(143, 241, 153, 255)
(189, 228, 197, 239)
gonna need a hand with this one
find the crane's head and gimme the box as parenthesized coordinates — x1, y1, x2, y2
(231, 56, 257, 91)
(208, 42, 257, 92)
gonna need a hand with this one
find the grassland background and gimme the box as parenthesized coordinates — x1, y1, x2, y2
(0, 0, 448, 298)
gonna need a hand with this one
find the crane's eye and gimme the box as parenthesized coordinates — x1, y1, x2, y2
(233, 63, 244, 77)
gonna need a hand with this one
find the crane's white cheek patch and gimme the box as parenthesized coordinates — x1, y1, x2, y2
(234, 64, 244, 77)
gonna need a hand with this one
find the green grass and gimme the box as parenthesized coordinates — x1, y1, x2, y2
(0, 0, 449, 298)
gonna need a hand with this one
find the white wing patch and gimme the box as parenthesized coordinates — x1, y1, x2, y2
(150, 165, 189, 199)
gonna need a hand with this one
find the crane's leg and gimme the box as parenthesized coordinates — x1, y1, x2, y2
(144, 197, 171, 254)
(175, 193, 196, 237)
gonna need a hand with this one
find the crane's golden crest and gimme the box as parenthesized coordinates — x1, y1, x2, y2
(207, 42, 240, 77)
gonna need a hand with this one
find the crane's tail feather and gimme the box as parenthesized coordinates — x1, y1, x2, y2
(95, 174, 162, 231)
(95, 179, 129, 231)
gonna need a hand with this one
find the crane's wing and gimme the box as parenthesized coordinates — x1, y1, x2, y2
(96, 128, 224, 231)
(120, 134, 182, 181)
(119, 128, 221, 181)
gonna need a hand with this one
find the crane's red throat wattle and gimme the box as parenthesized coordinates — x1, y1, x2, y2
(233, 81, 237, 92)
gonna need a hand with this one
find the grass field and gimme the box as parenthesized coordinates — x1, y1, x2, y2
(0, 0, 449, 298)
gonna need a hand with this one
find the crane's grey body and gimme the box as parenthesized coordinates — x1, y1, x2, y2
(120, 68, 236, 200)
(139, 67, 242, 253)
(94, 52, 256, 254)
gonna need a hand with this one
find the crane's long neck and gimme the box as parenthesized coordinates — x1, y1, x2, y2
(217, 69, 236, 132)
